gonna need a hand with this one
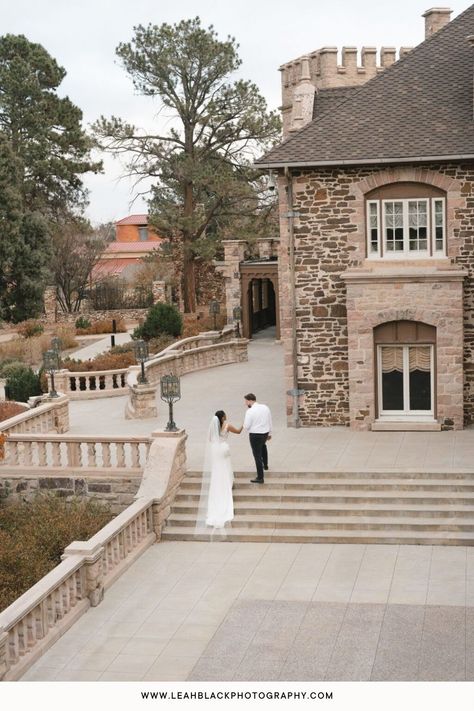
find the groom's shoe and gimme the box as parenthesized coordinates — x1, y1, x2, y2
(250, 477, 264, 484)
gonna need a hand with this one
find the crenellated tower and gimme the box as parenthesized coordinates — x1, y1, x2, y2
(279, 7, 452, 138)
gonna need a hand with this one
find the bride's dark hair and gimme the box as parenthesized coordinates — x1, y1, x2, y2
(215, 410, 226, 428)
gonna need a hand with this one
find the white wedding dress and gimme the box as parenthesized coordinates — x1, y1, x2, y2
(196, 416, 234, 532)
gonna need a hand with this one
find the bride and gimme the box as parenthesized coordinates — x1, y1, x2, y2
(196, 410, 242, 533)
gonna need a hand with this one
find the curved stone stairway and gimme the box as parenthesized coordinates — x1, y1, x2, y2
(161, 470, 474, 545)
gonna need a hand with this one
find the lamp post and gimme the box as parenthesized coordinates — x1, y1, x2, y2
(133, 339, 149, 384)
(160, 374, 181, 432)
(51, 336, 62, 356)
(209, 300, 220, 331)
(43, 349, 60, 398)
(232, 305, 242, 338)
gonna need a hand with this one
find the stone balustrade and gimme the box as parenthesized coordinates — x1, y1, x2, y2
(0, 395, 69, 435)
(125, 328, 248, 419)
(49, 325, 241, 402)
(0, 430, 186, 681)
(1, 434, 151, 472)
(52, 368, 129, 400)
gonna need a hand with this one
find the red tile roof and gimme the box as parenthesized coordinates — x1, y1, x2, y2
(105, 241, 161, 254)
(115, 214, 148, 226)
(92, 258, 138, 278)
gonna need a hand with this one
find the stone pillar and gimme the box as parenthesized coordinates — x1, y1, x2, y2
(152, 280, 167, 304)
(221, 240, 247, 324)
(125, 383, 158, 419)
(423, 7, 452, 39)
(0, 379, 6, 402)
(62, 543, 105, 607)
(0, 627, 8, 680)
(289, 56, 316, 133)
(256, 238, 274, 260)
(43, 286, 57, 323)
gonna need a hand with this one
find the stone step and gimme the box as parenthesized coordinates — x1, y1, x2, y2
(171, 500, 474, 518)
(180, 477, 474, 492)
(166, 512, 474, 532)
(187, 470, 474, 481)
(161, 526, 474, 546)
(174, 489, 474, 505)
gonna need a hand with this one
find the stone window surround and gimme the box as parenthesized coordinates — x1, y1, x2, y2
(349, 167, 465, 264)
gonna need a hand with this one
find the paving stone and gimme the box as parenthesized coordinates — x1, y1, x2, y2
(371, 604, 424, 680)
(324, 603, 385, 681)
(418, 605, 466, 681)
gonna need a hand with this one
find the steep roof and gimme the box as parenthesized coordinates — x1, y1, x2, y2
(312, 87, 358, 120)
(257, 5, 474, 167)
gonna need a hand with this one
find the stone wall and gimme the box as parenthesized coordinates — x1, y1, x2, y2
(279, 163, 474, 429)
(0, 474, 142, 515)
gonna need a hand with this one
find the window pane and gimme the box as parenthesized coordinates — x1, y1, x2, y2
(368, 203, 379, 253)
(381, 347, 404, 410)
(434, 200, 444, 252)
(409, 346, 431, 411)
(408, 200, 428, 252)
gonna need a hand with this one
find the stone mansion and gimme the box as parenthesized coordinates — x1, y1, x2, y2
(257, 6, 474, 432)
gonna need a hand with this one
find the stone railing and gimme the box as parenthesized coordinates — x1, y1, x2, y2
(126, 326, 248, 419)
(0, 430, 187, 681)
(0, 395, 69, 435)
(1, 434, 150, 473)
(48, 325, 242, 401)
(53, 368, 129, 400)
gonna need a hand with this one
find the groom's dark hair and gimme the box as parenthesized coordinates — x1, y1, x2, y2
(244, 393, 256, 401)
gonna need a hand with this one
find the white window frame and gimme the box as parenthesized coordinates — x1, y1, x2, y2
(432, 198, 446, 254)
(366, 197, 446, 259)
(366, 200, 381, 258)
(377, 344, 435, 421)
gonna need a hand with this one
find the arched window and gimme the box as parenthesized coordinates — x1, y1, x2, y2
(374, 321, 436, 420)
(366, 182, 446, 259)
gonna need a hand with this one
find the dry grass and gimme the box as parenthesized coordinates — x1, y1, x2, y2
(0, 326, 77, 367)
(0, 402, 28, 422)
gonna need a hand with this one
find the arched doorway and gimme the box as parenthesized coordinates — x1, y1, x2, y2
(240, 262, 280, 339)
(374, 320, 436, 421)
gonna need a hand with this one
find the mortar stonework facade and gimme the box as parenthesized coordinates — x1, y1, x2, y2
(277, 164, 474, 430)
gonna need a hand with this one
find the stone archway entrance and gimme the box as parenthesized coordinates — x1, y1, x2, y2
(240, 261, 280, 339)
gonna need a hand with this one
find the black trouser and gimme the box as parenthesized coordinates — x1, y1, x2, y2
(249, 433, 269, 480)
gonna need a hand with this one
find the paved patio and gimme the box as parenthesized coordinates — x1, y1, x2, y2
(23, 541, 474, 681)
(69, 331, 474, 472)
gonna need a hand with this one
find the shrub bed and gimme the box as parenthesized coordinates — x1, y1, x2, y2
(0, 495, 112, 612)
(75, 318, 127, 335)
(0, 402, 28, 422)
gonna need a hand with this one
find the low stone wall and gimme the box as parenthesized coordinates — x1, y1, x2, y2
(0, 474, 141, 515)
(0, 395, 69, 435)
(52, 308, 148, 325)
(53, 369, 129, 400)
(0, 430, 187, 682)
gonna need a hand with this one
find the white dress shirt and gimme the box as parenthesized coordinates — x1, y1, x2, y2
(243, 402, 272, 434)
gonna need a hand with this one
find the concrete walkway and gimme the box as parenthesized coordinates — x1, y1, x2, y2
(68, 332, 474, 472)
(23, 541, 474, 681)
(68, 331, 133, 361)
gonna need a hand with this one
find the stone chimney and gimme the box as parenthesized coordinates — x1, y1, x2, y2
(422, 7, 452, 39)
(289, 56, 316, 133)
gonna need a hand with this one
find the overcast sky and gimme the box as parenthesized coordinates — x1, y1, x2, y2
(1, 0, 468, 225)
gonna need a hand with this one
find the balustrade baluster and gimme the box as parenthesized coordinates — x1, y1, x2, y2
(46, 594, 55, 628)
(62, 581, 70, 613)
(26, 612, 36, 647)
(87, 442, 97, 468)
(102, 442, 111, 468)
(130, 443, 140, 468)
(68, 573, 77, 607)
(38, 441, 47, 466)
(23, 441, 33, 467)
(125, 524, 132, 555)
(67, 441, 81, 468)
(51, 441, 61, 467)
(118, 530, 125, 560)
(116, 442, 126, 468)
(9, 628, 19, 665)
(34, 605, 44, 640)
(17, 620, 26, 655)
(7, 441, 19, 466)
(55, 588, 64, 621)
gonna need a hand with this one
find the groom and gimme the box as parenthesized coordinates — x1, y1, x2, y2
(243, 393, 272, 484)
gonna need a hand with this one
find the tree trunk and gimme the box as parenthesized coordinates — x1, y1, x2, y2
(182, 171, 196, 313)
(182, 247, 196, 313)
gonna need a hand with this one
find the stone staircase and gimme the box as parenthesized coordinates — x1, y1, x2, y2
(161, 470, 474, 545)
